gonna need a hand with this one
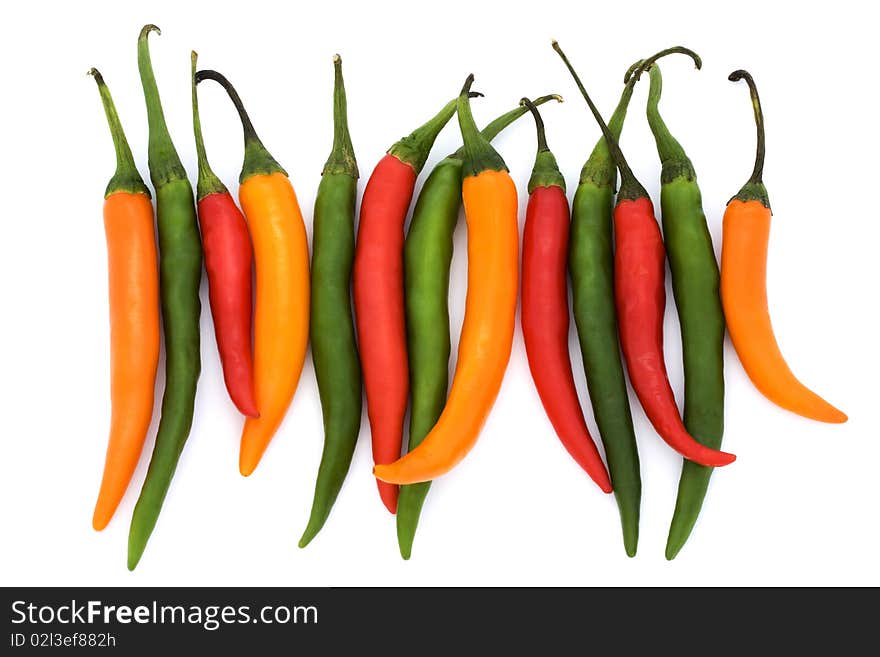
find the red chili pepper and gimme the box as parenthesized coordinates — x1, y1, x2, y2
(520, 99, 612, 493)
(614, 198, 734, 466)
(191, 52, 257, 417)
(197, 194, 257, 417)
(554, 41, 735, 468)
(353, 96, 465, 513)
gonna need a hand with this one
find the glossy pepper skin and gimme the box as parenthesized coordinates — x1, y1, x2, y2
(722, 71, 846, 424)
(195, 70, 311, 476)
(299, 56, 362, 548)
(354, 96, 464, 513)
(569, 76, 642, 556)
(554, 41, 735, 470)
(631, 62, 727, 559)
(190, 52, 257, 418)
(520, 98, 612, 494)
(374, 75, 519, 486)
(128, 26, 203, 570)
(88, 69, 160, 532)
(398, 94, 562, 559)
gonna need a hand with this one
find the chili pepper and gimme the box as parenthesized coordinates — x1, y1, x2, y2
(568, 68, 643, 556)
(630, 61, 727, 559)
(128, 25, 203, 570)
(190, 52, 257, 418)
(722, 71, 847, 424)
(195, 70, 311, 475)
(520, 97, 612, 494)
(88, 69, 160, 532)
(354, 92, 476, 513)
(553, 41, 736, 468)
(398, 94, 562, 559)
(299, 55, 361, 548)
(374, 74, 519, 485)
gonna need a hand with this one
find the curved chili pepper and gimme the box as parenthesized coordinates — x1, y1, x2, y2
(190, 52, 257, 418)
(569, 72, 642, 556)
(128, 25, 203, 569)
(553, 41, 735, 468)
(88, 69, 160, 532)
(195, 69, 311, 475)
(354, 94, 473, 512)
(399, 94, 562, 559)
(630, 61, 727, 559)
(722, 70, 846, 423)
(300, 55, 362, 548)
(520, 98, 612, 494)
(374, 75, 519, 485)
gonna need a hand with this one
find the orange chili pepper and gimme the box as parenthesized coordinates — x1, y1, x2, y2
(196, 70, 311, 474)
(722, 70, 846, 423)
(374, 75, 518, 485)
(88, 69, 160, 530)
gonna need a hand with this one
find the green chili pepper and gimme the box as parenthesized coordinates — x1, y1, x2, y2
(640, 63, 725, 560)
(128, 25, 203, 570)
(569, 76, 642, 557)
(299, 55, 362, 548)
(398, 94, 561, 560)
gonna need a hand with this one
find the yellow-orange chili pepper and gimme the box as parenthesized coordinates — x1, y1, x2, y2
(88, 69, 160, 530)
(722, 70, 846, 424)
(374, 75, 518, 485)
(196, 69, 311, 474)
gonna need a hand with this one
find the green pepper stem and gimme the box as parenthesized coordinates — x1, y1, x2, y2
(137, 24, 186, 187)
(322, 54, 358, 178)
(645, 65, 696, 182)
(521, 97, 549, 153)
(579, 69, 640, 189)
(624, 46, 702, 84)
(190, 52, 227, 200)
(521, 97, 565, 193)
(449, 94, 562, 160)
(620, 47, 702, 183)
(195, 69, 287, 184)
(389, 90, 481, 174)
(729, 70, 765, 185)
(552, 40, 647, 201)
(457, 74, 507, 178)
(88, 68, 150, 198)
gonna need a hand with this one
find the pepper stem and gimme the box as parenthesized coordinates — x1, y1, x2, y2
(449, 94, 562, 160)
(195, 69, 287, 183)
(523, 97, 549, 153)
(88, 68, 150, 198)
(621, 47, 702, 184)
(645, 65, 696, 183)
(729, 69, 770, 208)
(624, 46, 702, 84)
(457, 74, 507, 178)
(190, 52, 227, 200)
(579, 69, 640, 189)
(521, 98, 565, 193)
(579, 47, 700, 191)
(730, 70, 766, 185)
(322, 54, 358, 178)
(388, 90, 479, 174)
(137, 24, 186, 187)
(552, 40, 647, 201)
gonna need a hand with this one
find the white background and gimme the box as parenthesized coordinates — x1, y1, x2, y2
(2, 0, 877, 586)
